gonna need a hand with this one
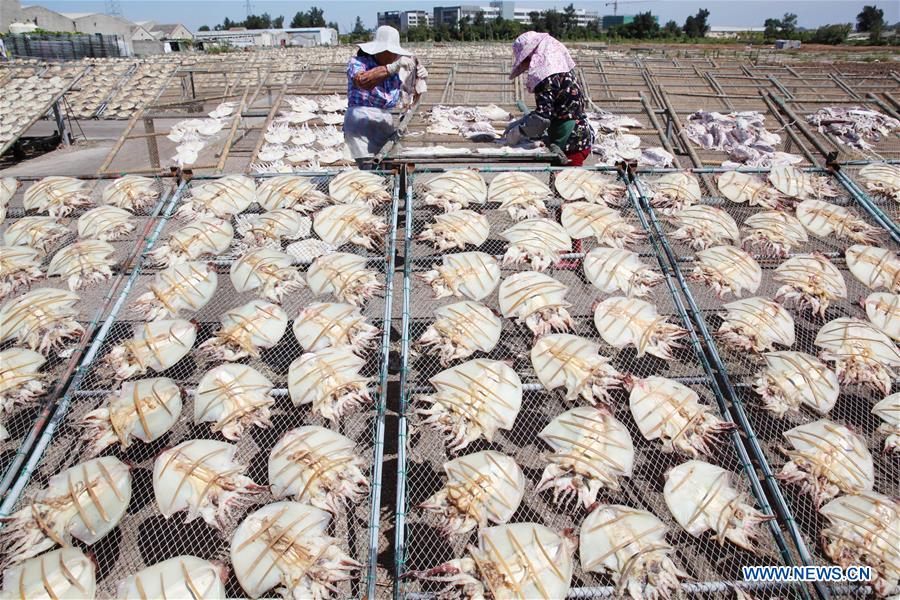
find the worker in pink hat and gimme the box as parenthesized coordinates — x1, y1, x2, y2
(505, 32, 593, 166)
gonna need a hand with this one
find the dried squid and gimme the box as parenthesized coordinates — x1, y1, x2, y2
(1, 547, 95, 599)
(584, 247, 662, 298)
(846, 244, 900, 292)
(717, 297, 795, 353)
(594, 296, 686, 359)
(531, 334, 624, 408)
(0, 177, 17, 224)
(689, 245, 761, 298)
(313, 203, 387, 250)
(741, 210, 808, 257)
(194, 363, 273, 439)
(487, 171, 552, 221)
(769, 165, 838, 200)
(269, 426, 369, 513)
(796, 199, 881, 245)
(197, 299, 288, 361)
(0, 348, 46, 414)
(0, 456, 131, 566)
(554, 168, 625, 205)
(153, 439, 264, 530)
(101, 174, 159, 212)
(0, 245, 43, 300)
(819, 492, 899, 598)
(0, 288, 84, 354)
(177, 175, 256, 219)
(773, 253, 847, 317)
(629, 376, 732, 457)
(779, 419, 874, 507)
(131, 261, 217, 321)
(864, 292, 900, 341)
(79, 377, 182, 456)
(230, 502, 361, 599)
(419, 251, 500, 301)
(753, 351, 839, 418)
(538, 406, 633, 509)
(717, 170, 784, 209)
(499, 271, 573, 336)
(292, 302, 379, 354)
(669, 205, 739, 250)
(99, 319, 196, 380)
(307, 252, 383, 306)
(77, 205, 135, 240)
(116, 556, 226, 600)
(873, 393, 899, 452)
(147, 216, 234, 266)
(230, 247, 304, 304)
(646, 171, 701, 213)
(422, 169, 487, 211)
(47, 239, 116, 291)
(815, 317, 900, 394)
(580, 505, 688, 600)
(560, 202, 640, 248)
(328, 169, 391, 207)
(501, 218, 571, 271)
(418, 209, 489, 251)
(664, 460, 772, 553)
(417, 300, 501, 365)
(23, 176, 92, 217)
(288, 347, 372, 424)
(408, 523, 575, 599)
(417, 359, 522, 452)
(236, 208, 310, 247)
(256, 175, 330, 213)
(3, 216, 69, 254)
(858, 162, 900, 202)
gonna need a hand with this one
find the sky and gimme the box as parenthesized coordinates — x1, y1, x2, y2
(33, 0, 900, 32)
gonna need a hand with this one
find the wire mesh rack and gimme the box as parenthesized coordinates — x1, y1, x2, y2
(394, 165, 810, 599)
(0, 170, 399, 599)
(632, 167, 900, 599)
(837, 162, 900, 234)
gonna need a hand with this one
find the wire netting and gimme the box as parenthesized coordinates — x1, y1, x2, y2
(840, 163, 900, 227)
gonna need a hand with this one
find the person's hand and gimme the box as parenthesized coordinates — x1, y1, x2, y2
(387, 56, 416, 75)
(416, 62, 428, 80)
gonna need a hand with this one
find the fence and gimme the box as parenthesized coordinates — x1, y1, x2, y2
(4, 33, 125, 60)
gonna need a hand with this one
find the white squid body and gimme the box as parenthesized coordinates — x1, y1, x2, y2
(47, 240, 116, 291)
(307, 252, 382, 306)
(288, 347, 371, 424)
(580, 505, 688, 600)
(663, 459, 772, 554)
(690, 245, 761, 298)
(487, 171, 552, 221)
(116, 556, 226, 600)
(554, 168, 625, 205)
(23, 176, 92, 217)
(410, 523, 575, 600)
(670, 205, 740, 251)
(717, 297, 795, 353)
(796, 199, 881, 245)
(197, 299, 288, 361)
(753, 351, 839, 418)
(560, 202, 640, 248)
(768, 165, 838, 200)
(594, 296, 686, 360)
(0, 456, 131, 566)
(256, 175, 330, 213)
(584, 247, 662, 298)
(0, 177, 18, 225)
(773, 253, 847, 317)
(864, 292, 900, 342)
(741, 211, 808, 258)
(153, 439, 264, 530)
(77, 205, 135, 241)
(132, 261, 218, 320)
(236, 209, 310, 247)
(858, 163, 900, 202)
(100, 319, 196, 380)
(0, 245, 43, 300)
(418, 359, 522, 452)
(0, 547, 96, 600)
(531, 333, 624, 408)
(194, 363, 274, 440)
(230, 247, 304, 304)
(629, 376, 732, 457)
(418, 300, 501, 366)
(0, 288, 84, 355)
(268, 425, 369, 513)
(102, 174, 159, 212)
(230, 501, 362, 599)
(717, 171, 784, 210)
(419, 251, 500, 301)
(845, 244, 900, 292)
(0, 348, 46, 413)
(815, 317, 900, 395)
(292, 302, 379, 354)
(79, 377, 182, 456)
(647, 171, 701, 213)
(501, 218, 571, 272)
(420, 450, 524, 536)
(3, 217, 69, 254)
(313, 203, 387, 250)
(422, 169, 487, 211)
(820, 492, 900, 598)
(418, 209, 490, 251)
(873, 393, 900, 453)
(328, 169, 391, 207)
(178, 175, 256, 219)
(499, 271, 573, 336)
(148, 217, 234, 266)
(285, 238, 337, 264)
(779, 419, 874, 507)
(538, 406, 633, 510)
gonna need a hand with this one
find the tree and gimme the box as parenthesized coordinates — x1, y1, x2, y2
(809, 23, 851, 44)
(272, 15, 284, 28)
(626, 11, 659, 39)
(663, 20, 681, 37)
(351, 16, 367, 39)
(290, 7, 326, 28)
(543, 9, 564, 38)
(528, 11, 543, 30)
(857, 5, 885, 40)
(563, 3, 578, 34)
(327, 21, 339, 33)
(683, 8, 709, 37)
(780, 13, 798, 36)
(763, 17, 780, 39)
(198, 25, 210, 31)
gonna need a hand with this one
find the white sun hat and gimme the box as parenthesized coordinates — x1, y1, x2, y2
(358, 25, 411, 56)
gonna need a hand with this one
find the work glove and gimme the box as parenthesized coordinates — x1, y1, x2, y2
(416, 62, 428, 80)
(387, 56, 416, 75)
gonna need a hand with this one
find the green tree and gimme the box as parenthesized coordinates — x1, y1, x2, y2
(809, 23, 851, 44)
(683, 8, 710, 37)
(528, 11, 543, 30)
(543, 9, 564, 37)
(763, 17, 781, 39)
(626, 11, 660, 39)
(780, 13, 798, 36)
(307, 7, 326, 27)
(473, 10, 485, 39)
(351, 16, 367, 39)
(857, 5, 885, 41)
(563, 3, 578, 34)
(198, 24, 210, 31)
(327, 21, 339, 33)
(272, 15, 284, 28)
(663, 20, 681, 37)
(290, 11, 307, 27)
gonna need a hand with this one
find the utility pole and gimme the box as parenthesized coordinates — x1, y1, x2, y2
(245, 0, 253, 17)
(104, 0, 124, 18)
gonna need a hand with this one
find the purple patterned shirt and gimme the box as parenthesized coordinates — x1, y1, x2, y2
(346, 54, 401, 109)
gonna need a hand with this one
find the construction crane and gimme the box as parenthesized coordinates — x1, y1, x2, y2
(245, 0, 253, 17)
(104, 0, 123, 18)
(604, 0, 652, 16)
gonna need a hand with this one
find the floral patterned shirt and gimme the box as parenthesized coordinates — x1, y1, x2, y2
(532, 70, 592, 154)
(347, 53, 402, 109)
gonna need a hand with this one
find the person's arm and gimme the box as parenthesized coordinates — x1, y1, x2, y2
(354, 65, 392, 91)
(504, 78, 553, 144)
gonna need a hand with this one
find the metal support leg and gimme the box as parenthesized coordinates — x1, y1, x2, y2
(143, 118, 160, 169)
(52, 101, 70, 146)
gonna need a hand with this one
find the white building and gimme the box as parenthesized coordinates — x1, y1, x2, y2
(194, 27, 337, 49)
(707, 26, 766, 38)
(282, 27, 339, 46)
(433, 2, 599, 28)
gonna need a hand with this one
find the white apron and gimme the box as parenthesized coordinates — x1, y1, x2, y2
(343, 106, 396, 160)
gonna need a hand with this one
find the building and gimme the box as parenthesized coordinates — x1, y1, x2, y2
(282, 27, 339, 46)
(376, 11, 401, 30)
(707, 26, 765, 39)
(379, 9, 432, 32)
(1, 0, 23, 33)
(18, 5, 139, 53)
(433, 3, 598, 29)
(602, 15, 633, 29)
(194, 27, 337, 49)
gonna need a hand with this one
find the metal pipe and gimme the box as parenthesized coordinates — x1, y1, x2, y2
(833, 169, 900, 243)
(767, 92, 837, 162)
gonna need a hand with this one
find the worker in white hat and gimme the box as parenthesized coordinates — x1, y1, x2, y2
(344, 25, 427, 163)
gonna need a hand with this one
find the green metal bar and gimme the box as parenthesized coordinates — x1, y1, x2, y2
(833, 168, 900, 243)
